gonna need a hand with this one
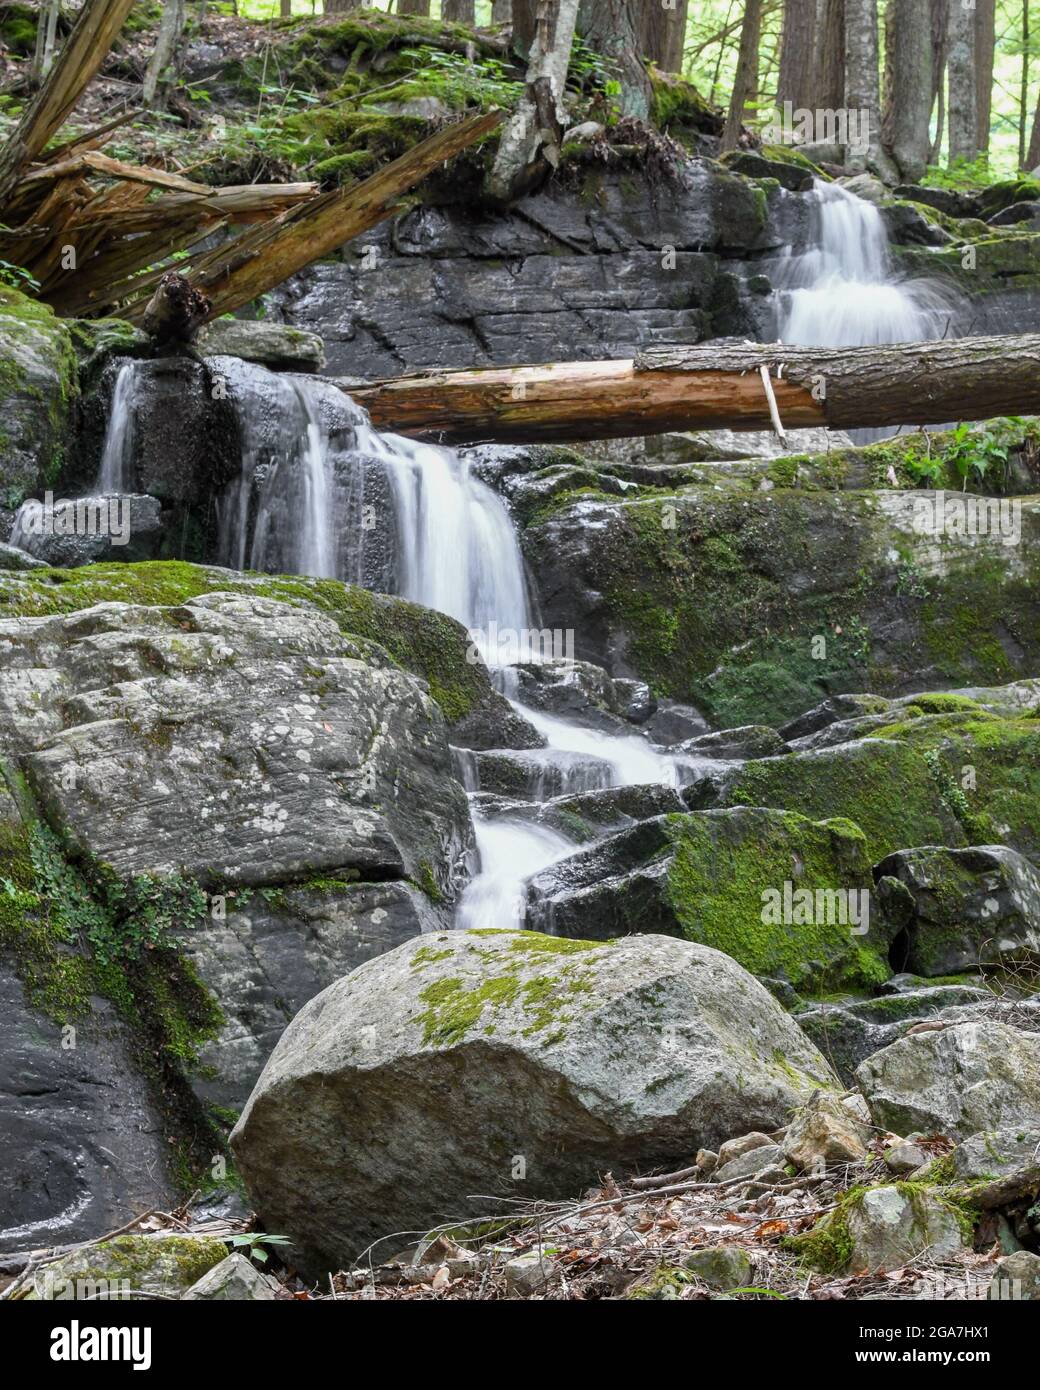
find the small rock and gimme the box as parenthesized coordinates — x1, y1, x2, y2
(717, 1131, 775, 1167)
(503, 1251, 555, 1297)
(198, 319, 326, 372)
(989, 1250, 1040, 1300)
(696, 1148, 719, 1174)
(714, 1142, 785, 1184)
(783, 1092, 870, 1170)
(181, 1252, 280, 1301)
(562, 120, 605, 144)
(884, 1139, 929, 1174)
(684, 1246, 752, 1290)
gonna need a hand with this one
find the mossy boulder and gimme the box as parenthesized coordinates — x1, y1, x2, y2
(522, 488, 1040, 729)
(0, 286, 78, 504)
(230, 928, 838, 1275)
(787, 1184, 967, 1275)
(526, 806, 895, 994)
(15, 1234, 227, 1300)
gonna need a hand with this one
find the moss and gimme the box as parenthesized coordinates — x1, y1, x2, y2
(661, 810, 888, 992)
(0, 561, 491, 726)
(0, 4, 37, 54)
(649, 66, 719, 135)
(784, 1189, 860, 1273)
(60, 1234, 227, 1293)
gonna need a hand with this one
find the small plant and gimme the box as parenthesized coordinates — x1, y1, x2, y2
(945, 418, 1021, 492)
(228, 1232, 293, 1265)
(0, 257, 40, 293)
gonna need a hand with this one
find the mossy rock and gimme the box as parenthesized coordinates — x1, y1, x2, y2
(17, 1234, 228, 1300)
(0, 285, 79, 502)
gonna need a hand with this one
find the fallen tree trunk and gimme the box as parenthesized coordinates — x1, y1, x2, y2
(176, 109, 503, 323)
(342, 336, 1040, 444)
(0, 0, 137, 202)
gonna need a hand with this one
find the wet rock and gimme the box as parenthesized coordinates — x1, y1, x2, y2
(988, 201, 1040, 227)
(11, 493, 163, 567)
(676, 724, 787, 761)
(198, 319, 325, 371)
(0, 540, 46, 570)
(181, 1252, 281, 1301)
(856, 1022, 1040, 1140)
(455, 746, 615, 800)
(527, 806, 888, 994)
(0, 288, 77, 500)
(876, 845, 1040, 976)
(720, 149, 815, 192)
(644, 699, 711, 744)
(511, 657, 655, 732)
(880, 202, 951, 246)
(230, 929, 837, 1275)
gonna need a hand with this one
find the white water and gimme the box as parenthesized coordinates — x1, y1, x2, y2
(96, 361, 138, 492)
(456, 819, 576, 932)
(776, 180, 952, 347)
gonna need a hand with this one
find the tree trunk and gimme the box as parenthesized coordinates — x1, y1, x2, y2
(140, 272, 212, 345)
(1028, 94, 1040, 172)
(324, 2, 362, 11)
(442, 0, 476, 20)
(642, 0, 689, 73)
(722, 0, 762, 151)
(512, 0, 538, 54)
(486, 0, 580, 204)
(776, 0, 815, 113)
(397, 0, 431, 15)
(882, 0, 933, 182)
(342, 336, 1040, 444)
(492, 0, 513, 21)
(0, 0, 138, 203)
(815, 0, 845, 110)
(843, 0, 881, 173)
(577, 0, 653, 119)
(143, 0, 187, 108)
(974, 0, 995, 160)
(947, 0, 978, 164)
(1020, 0, 1030, 169)
(280, 0, 292, 16)
(31, 0, 62, 87)
(929, 0, 947, 163)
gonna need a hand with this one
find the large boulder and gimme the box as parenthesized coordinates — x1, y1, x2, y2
(231, 929, 839, 1274)
(0, 287, 77, 503)
(855, 1022, 1040, 1139)
(876, 845, 1040, 975)
(10, 1234, 227, 1300)
(526, 807, 893, 994)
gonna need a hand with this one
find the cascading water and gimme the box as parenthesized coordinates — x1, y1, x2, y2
(97, 360, 138, 493)
(776, 179, 953, 348)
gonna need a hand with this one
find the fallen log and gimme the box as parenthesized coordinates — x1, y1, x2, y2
(342, 336, 1040, 444)
(178, 109, 504, 323)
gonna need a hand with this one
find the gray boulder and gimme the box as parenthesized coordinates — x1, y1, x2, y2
(989, 1250, 1040, 1300)
(844, 1187, 966, 1274)
(231, 929, 838, 1274)
(197, 319, 326, 371)
(876, 845, 1040, 976)
(0, 289, 77, 500)
(511, 657, 655, 731)
(181, 1251, 281, 1300)
(11, 1234, 228, 1300)
(10, 493, 163, 567)
(0, 540, 46, 570)
(856, 1022, 1040, 1140)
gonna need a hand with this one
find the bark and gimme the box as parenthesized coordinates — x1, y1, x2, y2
(1029, 95, 1040, 172)
(342, 336, 1040, 444)
(140, 272, 211, 345)
(512, 0, 540, 57)
(882, 0, 933, 182)
(31, 0, 62, 87)
(180, 109, 502, 322)
(843, 0, 881, 173)
(1020, 0, 1030, 168)
(0, 0, 138, 202)
(324, 2, 363, 10)
(642, 0, 689, 73)
(396, 1, 431, 15)
(776, 0, 815, 112)
(486, 0, 580, 204)
(577, 0, 653, 119)
(946, 0, 978, 164)
(974, 0, 995, 159)
(814, 0, 845, 111)
(442, 0, 477, 19)
(722, 0, 762, 151)
(492, 0, 513, 20)
(280, 0, 292, 16)
(929, 0, 947, 163)
(143, 0, 187, 108)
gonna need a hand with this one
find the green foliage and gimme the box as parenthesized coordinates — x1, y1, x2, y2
(944, 418, 1023, 491)
(227, 1232, 293, 1265)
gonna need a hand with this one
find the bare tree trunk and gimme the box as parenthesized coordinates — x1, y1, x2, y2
(1020, 0, 1030, 168)
(513, 0, 538, 53)
(324, 2, 363, 11)
(776, 0, 815, 113)
(31, 0, 62, 88)
(443, 0, 477, 20)
(843, 0, 882, 173)
(577, 0, 653, 118)
(814, 0, 845, 111)
(723, 0, 762, 150)
(492, 0, 513, 20)
(143, 0, 187, 108)
(929, 0, 947, 163)
(280, 0, 292, 16)
(882, 0, 933, 181)
(642, 0, 689, 73)
(486, 0, 580, 203)
(946, 0, 978, 164)
(397, 0, 431, 15)
(974, 0, 995, 160)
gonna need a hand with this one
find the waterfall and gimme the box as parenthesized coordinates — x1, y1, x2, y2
(776, 180, 953, 347)
(96, 361, 138, 493)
